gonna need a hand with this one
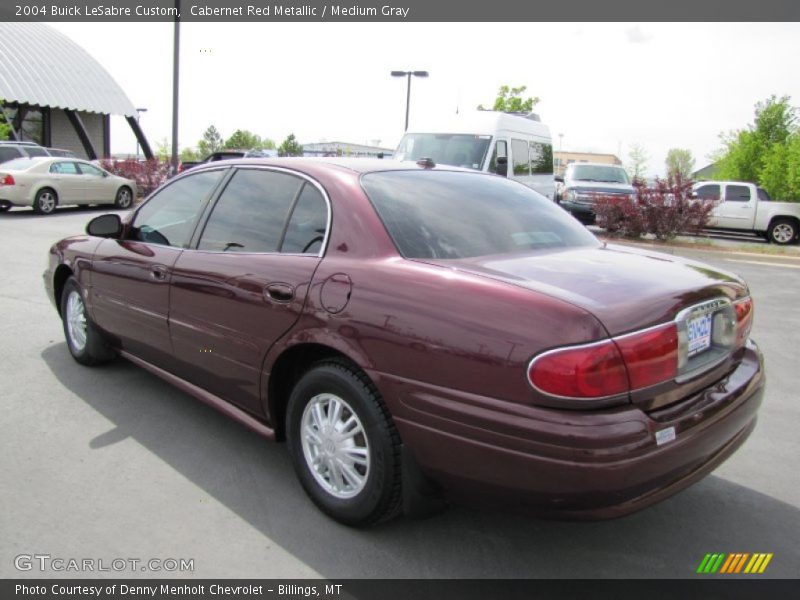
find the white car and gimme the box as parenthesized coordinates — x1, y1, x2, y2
(0, 157, 136, 215)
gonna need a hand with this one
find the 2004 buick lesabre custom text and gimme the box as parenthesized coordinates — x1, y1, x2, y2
(44, 158, 765, 526)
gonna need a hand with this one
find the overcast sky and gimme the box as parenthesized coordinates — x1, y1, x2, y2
(49, 21, 800, 177)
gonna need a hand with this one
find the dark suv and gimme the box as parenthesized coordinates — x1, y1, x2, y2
(0, 141, 51, 163)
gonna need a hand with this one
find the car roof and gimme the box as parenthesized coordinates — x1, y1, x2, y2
(198, 156, 472, 176)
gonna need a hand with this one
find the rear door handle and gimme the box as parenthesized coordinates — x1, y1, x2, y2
(150, 265, 169, 281)
(265, 283, 294, 303)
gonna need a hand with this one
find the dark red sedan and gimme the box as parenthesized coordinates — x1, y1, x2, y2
(44, 158, 764, 526)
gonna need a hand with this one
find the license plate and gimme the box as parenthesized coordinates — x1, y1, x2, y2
(687, 312, 713, 356)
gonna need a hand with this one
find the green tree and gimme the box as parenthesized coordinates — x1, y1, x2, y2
(155, 137, 170, 161)
(627, 143, 649, 183)
(0, 100, 11, 140)
(180, 147, 200, 162)
(714, 95, 799, 199)
(478, 85, 539, 113)
(197, 125, 223, 156)
(277, 133, 303, 157)
(665, 148, 695, 180)
(224, 129, 263, 150)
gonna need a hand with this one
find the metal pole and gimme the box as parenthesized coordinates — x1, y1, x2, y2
(171, 0, 180, 175)
(404, 73, 411, 131)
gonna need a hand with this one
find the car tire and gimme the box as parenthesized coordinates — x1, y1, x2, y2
(0, 205, 10, 212)
(768, 219, 798, 245)
(60, 277, 116, 366)
(286, 360, 402, 526)
(114, 186, 133, 209)
(33, 188, 57, 214)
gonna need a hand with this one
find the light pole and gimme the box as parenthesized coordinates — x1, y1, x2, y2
(135, 107, 148, 158)
(391, 70, 428, 131)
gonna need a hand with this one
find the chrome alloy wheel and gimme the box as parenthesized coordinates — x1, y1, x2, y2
(116, 187, 133, 208)
(300, 393, 371, 499)
(65, 290, 87, 352)
(37, 190, 56, 213)
(772, 222, 795, 244)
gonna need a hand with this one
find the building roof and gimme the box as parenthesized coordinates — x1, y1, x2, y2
(0, 23, 136, 117)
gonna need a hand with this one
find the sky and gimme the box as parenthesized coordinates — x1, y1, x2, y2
(48, 21, 800, 177)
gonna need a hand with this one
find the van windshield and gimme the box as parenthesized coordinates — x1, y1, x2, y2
(394, 133, 491, 170)
(570, 165, 630, 184)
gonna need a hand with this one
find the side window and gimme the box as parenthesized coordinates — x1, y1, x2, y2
(511, 139, 530, 176)
(695, 184, 720, 201)
(78, 163, 104, 177)
(281, 184, 328, 254)
(530, 141, 554, 175)
(50, 162, 79, 175)
(757, 187, 772, 202)
(725, 185, 751, 202)
(131, 170, 224, 247)
(197, 169, 302, 253)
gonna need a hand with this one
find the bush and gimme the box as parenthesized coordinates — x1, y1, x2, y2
(100, 158, 171, 198)
(595, 174, 714, 240)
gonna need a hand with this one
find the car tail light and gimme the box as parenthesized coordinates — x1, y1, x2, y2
(615, 323, 678, 390)
(734, 297, 754, 346)
(528, 340, 629, 399)
(529, 296, 754, 402)
(0, 174, 14, 186)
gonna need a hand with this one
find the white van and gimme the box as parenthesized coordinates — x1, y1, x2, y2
(393, 110, 555, 199)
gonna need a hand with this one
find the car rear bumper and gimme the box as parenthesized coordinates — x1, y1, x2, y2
(380, 339, 764, 518)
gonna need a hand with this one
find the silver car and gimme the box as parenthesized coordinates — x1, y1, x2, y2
(0, 157, 136, 214)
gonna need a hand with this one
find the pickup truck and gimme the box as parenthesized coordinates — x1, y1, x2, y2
(692, 181, 800, 245)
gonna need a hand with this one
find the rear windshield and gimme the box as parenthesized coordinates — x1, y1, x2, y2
(0, 158, 37, 171)
(361, 170, 599, 259)
(570, 164, 630, 184)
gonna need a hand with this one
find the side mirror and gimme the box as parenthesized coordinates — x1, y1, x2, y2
(495, 157, 508, 177)
(86, 214, 122, 238)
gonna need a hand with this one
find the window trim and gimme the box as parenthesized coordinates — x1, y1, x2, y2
(187, 165, 332, 258)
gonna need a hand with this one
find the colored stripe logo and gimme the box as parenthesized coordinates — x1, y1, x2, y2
(696, 553, 773, 574)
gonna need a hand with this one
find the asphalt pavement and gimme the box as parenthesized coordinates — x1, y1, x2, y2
(1, 207, 798, 580)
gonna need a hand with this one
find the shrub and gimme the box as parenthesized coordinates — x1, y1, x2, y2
(100, 158, 171, 198)
(596, 174, 714, 241)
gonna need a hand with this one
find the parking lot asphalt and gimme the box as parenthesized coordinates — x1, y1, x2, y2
(1, 207, 798, 579)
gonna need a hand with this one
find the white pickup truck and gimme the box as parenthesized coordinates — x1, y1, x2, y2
(692, 181, 800, 245)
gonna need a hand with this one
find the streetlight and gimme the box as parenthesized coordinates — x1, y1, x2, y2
(390, 70, 428, 131)
(135, 107, 148, 158)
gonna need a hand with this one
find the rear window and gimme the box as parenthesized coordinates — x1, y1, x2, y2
(0, 147, 22, 163)
(361, 171, 599, 259)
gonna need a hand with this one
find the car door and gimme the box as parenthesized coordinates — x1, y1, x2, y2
(694, 183, 722, 227)
(168, 167, 329, 414)
(89, 169, 227, 368)
(77, 161, 114, 203)
(713, 183, 756, 229)
(47, 160, 82, 203)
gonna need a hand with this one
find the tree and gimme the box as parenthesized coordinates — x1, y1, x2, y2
(714, 95, 799, 199)
(224, 129, 263, 150)
(0, 100, 11, 140)
(197, 125, 223, 156)
(627, 143, 649, 183)
(665, 148, 695, 180)
(155, 137, 170, 161)
(180, 147, 200, 162)
(478, 85, 539, 113)
(277, 133, 303, 157)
